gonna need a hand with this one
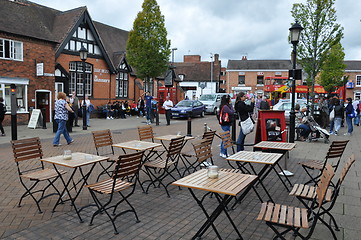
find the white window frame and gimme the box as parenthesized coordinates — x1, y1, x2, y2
(0, 38, 23, 61)
(0, 78, 29, 113)
(69, 61, 93, 97)
(356, 75, 361, 87)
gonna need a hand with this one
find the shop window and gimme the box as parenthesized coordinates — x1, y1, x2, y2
(238, 75, 245, 85)
(354, 92, 361, 100)
(0, 38, 23, 61)
(257, 76, 264, 85)
(69, 61, 93, 97)
(0, 83, 27, 112)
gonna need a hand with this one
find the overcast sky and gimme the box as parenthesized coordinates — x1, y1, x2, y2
(33, 0, 361, 66)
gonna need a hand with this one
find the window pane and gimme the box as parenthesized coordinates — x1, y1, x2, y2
(70, 40, 76, 51)
(78, 27, 86, 39)
(94, 45, 101, 55)
(238, 75, 245, 85)
(4, 40, 10, 58)
(257, 76, 264, 85)
(0, 39, 3, 57)
(13, 41, 22, 60)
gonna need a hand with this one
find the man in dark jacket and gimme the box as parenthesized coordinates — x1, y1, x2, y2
(344, 97, 354, 135)
(235, 92, 255, 151)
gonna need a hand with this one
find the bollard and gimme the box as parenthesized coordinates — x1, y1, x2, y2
(187, 115, 192, 136)
(204, 123, 207, 133)
(10, 84, 17, 140)
(232, 113, 237, 142)
(42, 108, 47, 129)
(155, 106, 159, 126)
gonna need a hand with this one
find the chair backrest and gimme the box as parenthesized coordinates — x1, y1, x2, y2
(338, 153, 355, 186)
(167, 136, 185, 157)
(138, 125, 154, 141)
(11, 137, 43, 162)
(220, 131, 233, 149)
(325, 140, 349, 172)
(202, 130, 216, 145)
(92, 129, 114, 156)
(316, 163, 335, 208)
(192, 140, 212, 163)
(113, 151, 144, 179)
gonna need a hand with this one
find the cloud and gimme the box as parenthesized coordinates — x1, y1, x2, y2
(33, 0, 361, 65)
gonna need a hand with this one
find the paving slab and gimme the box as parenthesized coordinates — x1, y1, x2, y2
(0, 114, 360, 239)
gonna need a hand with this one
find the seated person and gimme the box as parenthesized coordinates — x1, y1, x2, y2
(296, 106, 311, 141)
(104, 101, 114, 119)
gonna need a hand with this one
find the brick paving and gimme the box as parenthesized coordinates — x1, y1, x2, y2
(0, 115, 360, 239)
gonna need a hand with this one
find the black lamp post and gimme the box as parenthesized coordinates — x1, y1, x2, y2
(289, 21, 303, 143)
(79, 45, 88, 130)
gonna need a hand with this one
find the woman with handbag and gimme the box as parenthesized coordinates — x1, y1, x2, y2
(235, 92, 255, 152)
(219, 95, 234, 158)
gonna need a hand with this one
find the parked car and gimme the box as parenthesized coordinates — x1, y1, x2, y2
(171, 100, 205, 118)
(272, 99, 307, 123)
(199, 93, 230, 114)
(272, 99, 321, 123)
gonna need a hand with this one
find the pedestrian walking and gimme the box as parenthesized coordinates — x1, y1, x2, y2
(352, 97, 360, 126)
(163, 96, 174, 125)
(0, 97, 6, 136)
(53, 92, 74, 146)
(70, 91, 80, 127)
(144, 91, 153, 124)
(219, 95, 234, 158)
(333, 98, 344, 135)
(318, 97, 329, 129)
(344, 97, 354, 136)
(235, 92, 255, 152)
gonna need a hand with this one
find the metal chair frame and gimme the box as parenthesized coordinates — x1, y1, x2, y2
(257, 164, 336, 240)
(12, 137, 66, 213)
(143, 136, 185, 197)
(85, 151, 144, 234)
(300, 140, 348, 186)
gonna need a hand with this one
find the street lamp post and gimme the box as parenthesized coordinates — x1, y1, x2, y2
(79, 45, 88, 131)
(289, 21, 303, 143)
(171, 47, 177, 66)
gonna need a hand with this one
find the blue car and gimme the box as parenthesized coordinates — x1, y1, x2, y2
(171, 100, 205, 118)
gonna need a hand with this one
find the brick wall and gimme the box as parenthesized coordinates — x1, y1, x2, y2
(0, 33, 56, 125)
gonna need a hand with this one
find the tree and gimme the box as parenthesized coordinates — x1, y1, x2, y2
(318, 42, 346, 93)
(291, 0, 343, 102)
(126, 0, 171, 92)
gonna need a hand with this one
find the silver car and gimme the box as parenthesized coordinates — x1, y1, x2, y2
(272, 99, 308, 123)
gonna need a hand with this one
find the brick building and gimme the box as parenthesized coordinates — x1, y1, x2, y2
(173, 54, 221, 100)
(0, 0, 141, 125)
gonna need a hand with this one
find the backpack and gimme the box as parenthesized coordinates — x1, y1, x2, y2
(87, 103, 94, 113)
(219, 106, 230, 125)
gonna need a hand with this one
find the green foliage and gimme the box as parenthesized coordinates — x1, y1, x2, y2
(291, 0, 344, 92)
(126, 0, 171, 82)
(318, 42, 346, 93)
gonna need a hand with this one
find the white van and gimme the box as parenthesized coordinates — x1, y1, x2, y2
(199, 93, 230, 114)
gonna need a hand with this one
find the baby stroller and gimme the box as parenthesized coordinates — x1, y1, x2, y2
(304, 115, 330, 143)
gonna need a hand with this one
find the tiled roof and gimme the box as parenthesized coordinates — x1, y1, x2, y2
(173, 61, 220, 82)
(344, 61, 361, 71)
(0, 0, 129, 69)
(93, 21, 129, 68)
(227, 59, 293, 70)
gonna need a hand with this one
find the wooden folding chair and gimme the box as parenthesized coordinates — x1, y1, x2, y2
(290, 154, 355, 232)
(11, 137, 66, 213)
(182, 139, 213, 176)
(299, 140, 348, 185)
(202, 130, 216, 145)
(257, 164, 336, 240)
(143, 136, 185, 197)
(85, 151, 144, 235)
(219, 131, 236, 155)
(137, 125, 165, 160)
(92, 129, 118, 181)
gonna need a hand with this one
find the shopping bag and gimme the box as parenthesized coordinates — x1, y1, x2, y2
(240, 117, 254, 135)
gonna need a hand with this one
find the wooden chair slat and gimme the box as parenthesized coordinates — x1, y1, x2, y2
(279, 205, 287, 224)
(301, 208, 309, 228)
(294, 207, 301, 228)
(271, 204, 281, 223)
(286, 206, 294, 226)
(264, 202, 274, 222)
